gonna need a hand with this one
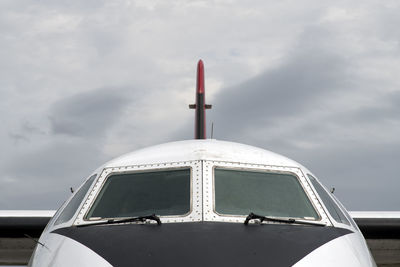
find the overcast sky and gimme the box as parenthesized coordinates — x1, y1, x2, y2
(1, 0, 399, 211)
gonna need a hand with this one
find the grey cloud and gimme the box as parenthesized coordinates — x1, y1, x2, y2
(208, 47, 350, 140)
(21, 121, 46, 135)
(8, 133, 29, 144)
(299, 142, 400, 210)
(348, 91, 400, 122)
(49, 87, 132, 138)
(278, 90, 400, 150)
(1, 140, 108, 209)
(8, 121, 47, 145)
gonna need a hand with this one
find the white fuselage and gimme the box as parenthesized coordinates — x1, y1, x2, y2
(29, 140, 376, 267)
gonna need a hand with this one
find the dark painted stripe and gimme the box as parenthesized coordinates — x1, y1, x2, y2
(53, 222, 352, 267)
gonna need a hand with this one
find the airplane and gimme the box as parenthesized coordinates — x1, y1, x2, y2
(0, 60, 399, 266)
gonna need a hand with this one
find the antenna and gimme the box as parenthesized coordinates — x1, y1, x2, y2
(24, 234, 48, 249)
(189, 60, 212, 139)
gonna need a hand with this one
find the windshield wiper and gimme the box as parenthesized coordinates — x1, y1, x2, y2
(77, 214, 161, 227)
(244, 212, 326, 226)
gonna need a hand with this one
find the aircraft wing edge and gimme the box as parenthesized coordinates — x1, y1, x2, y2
(349, 211, 400, 239)
(0, 210, 56, 237)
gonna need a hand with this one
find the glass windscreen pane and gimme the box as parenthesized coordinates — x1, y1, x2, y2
(55, 174, 97, 225)
(215, 168, 319, 219)
(308, 174, 350, 225)
(86, 169, 190, 219)
(332, 194, 356, 228)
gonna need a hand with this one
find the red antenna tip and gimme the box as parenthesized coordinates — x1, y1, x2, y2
(196, 59, 205, 94)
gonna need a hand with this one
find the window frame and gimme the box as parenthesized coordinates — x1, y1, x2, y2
(213, 167, 320, 220)
(48, 173, 98, 231)
(203, 160, 331, 225)
(73, 161, 202, 226)
(85, 167, 192, 219)
(307, 173, 356, 230)
(332, 193, 360, 230)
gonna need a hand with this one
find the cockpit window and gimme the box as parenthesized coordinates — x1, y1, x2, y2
(85, 168, 191, 219)
(307, 174, 350, 225)
(214, 168, 319, 220)
(54, 174, 97, 225)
